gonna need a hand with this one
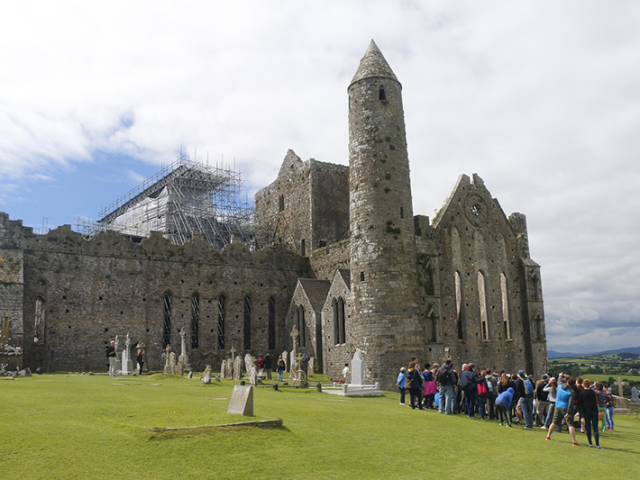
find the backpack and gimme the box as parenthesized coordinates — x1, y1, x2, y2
(524, 379, 534, 396)
(477, 381, 488, 397)
(438, 368, 452, 385)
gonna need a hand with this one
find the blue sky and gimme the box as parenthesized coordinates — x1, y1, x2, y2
(1, 1, 640, 353)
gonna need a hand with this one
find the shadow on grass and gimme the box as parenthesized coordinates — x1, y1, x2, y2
(148, 423, 291, 441)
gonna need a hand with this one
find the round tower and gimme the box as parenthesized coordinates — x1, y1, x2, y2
(348, 40, 423, 386)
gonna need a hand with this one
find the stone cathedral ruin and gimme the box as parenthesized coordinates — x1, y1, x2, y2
(0, 41, 547, 388)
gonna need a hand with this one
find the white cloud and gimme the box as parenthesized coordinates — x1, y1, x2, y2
(0, 1, 639, 353)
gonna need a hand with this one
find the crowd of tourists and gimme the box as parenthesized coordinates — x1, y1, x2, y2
(396, 359, 616, 449)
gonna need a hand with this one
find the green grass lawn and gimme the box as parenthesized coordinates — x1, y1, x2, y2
(1, 373, 639, 479)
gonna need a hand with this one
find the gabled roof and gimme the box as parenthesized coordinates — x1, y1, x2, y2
(337, 268, 351, 290)
(297, 278, 331, 313)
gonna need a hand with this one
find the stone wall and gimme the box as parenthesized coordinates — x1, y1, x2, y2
(308, 240, 350, 281)
(254, 150, 349, 257)
(4, 215, 310, 372)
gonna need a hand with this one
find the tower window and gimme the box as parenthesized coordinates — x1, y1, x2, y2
(379, 86, 386, 100)
(400, 207, 404, 219)
(278, 194, 285, 212)
(360, 272, 365, 282)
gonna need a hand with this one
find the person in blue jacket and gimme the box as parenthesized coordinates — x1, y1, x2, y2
(396, 367, 407, 405)
(546, 374, 579, 446)
(495, 387, 514, 426)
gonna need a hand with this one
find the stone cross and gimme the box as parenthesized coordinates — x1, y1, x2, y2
(615, 376, 629, 398)
(229, 347, 237, 360)
(290, 325, 300, 351)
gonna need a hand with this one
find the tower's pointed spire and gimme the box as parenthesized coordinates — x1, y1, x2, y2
(349, 40, 399, 88)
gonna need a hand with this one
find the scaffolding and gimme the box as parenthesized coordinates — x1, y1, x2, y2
(75, 154, 254, 250)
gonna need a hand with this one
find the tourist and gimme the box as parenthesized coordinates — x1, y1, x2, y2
(106, 340, 116, 376)
(264, 353, 273, 380)
(436, 360, 456, 415)
(422, 363, 437, 409)
(476, 370, 489, 419)
(535, 374, 550, 427)
(342, 363, 350, 382)
(575, 377, 586, 433)
(546, 374, 579, 446)
(542, 377, 558, 430)
(485, 369, 499, 420)
(136, 347, 144, 375)
(396, 367, 407, 405)
(407, 361, 424, 409)
(276, 355, 286, 381)
(257, 355, 265, 376)
(594, 381, 608, 433)
(459, 363, 480, 419)
(578, 379, 602, 449)
(601, 383, 615, 431)
(495, 386, 514, 427)
(519, 372, 535, 428)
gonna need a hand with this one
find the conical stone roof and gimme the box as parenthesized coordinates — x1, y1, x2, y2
(349, 40, 399, 88)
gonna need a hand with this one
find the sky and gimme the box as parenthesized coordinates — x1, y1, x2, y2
(1, 1, 639, 354)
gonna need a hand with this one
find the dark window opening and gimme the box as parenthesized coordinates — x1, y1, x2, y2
(301, 239, 306, 256)
(400, 207, 404, 219)
(278, 194, 285, 212)
(163, 293, 172, 348)
(217, 295, 226, 349)
(268, 297, 276, 350)
(243, 296, 251, 350)
(360, 272, 365, 282)
(191, 293, 200, 349)
(379, 86, 386, 100)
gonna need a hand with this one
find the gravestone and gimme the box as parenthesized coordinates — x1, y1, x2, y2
(631, 386, 638, 402)
(289, 351, 297, 381)
(282, 350, 288, 372)
(168, 352, 177, 375)
(202, 365, 212, 384)
(244, 354, 252, 376)
(121, 332, 133, 374)
(178, 327, 190, 371)
(233, 355, 243, 380)
(225, 358, 233, 379)
(351, 349, 364, 386)
(249, 365, 258, 386)
(114, 335, 122, 372)
(220, 360, 227, 379)
(227, 385, 254, 416)
(163, 345, 173, 374)
(308, 357, 315, 376)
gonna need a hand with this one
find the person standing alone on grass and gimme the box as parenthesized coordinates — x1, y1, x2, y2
(136, 347, 144, 375)
(106, 340, 116, 376)
(276, 355, 286, 381)
(397, 367, 407, 405)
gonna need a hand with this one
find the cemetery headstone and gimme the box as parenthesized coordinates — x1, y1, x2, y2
(244, 354, 252, 376)
(250, 365, 258, 386)
(282, 350, 288, 372)
(631, 386, 638, 402)
(227, 385, 254, 416)
(201, 365, 212, 384)
(308, 357, 315, 376)
(220, 360, 227, 379)
(163, 345, 172, 374)
(351, 349, 364, 386)
(233, 355, 243, 380)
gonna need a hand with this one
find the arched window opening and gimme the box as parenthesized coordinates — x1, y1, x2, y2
(500, 273, 512, 340)
(338, 297, 346, 344)
(477, 271, 490, 340)
(163, 292, 172, 348)
(217, 295, 226, 350)
(268, 297, 276, 350)
(426, 263, 436, 296)
(429, 312, 438, 343)
(191, 293, 200, 349)
(455, 272, 465, 340)
(34, 296, 45, 343)
(243, 296, 251, 350)
(301, 239, 306, 257)
(297, 305, 306, 348)
(379, 85, 386, 100)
